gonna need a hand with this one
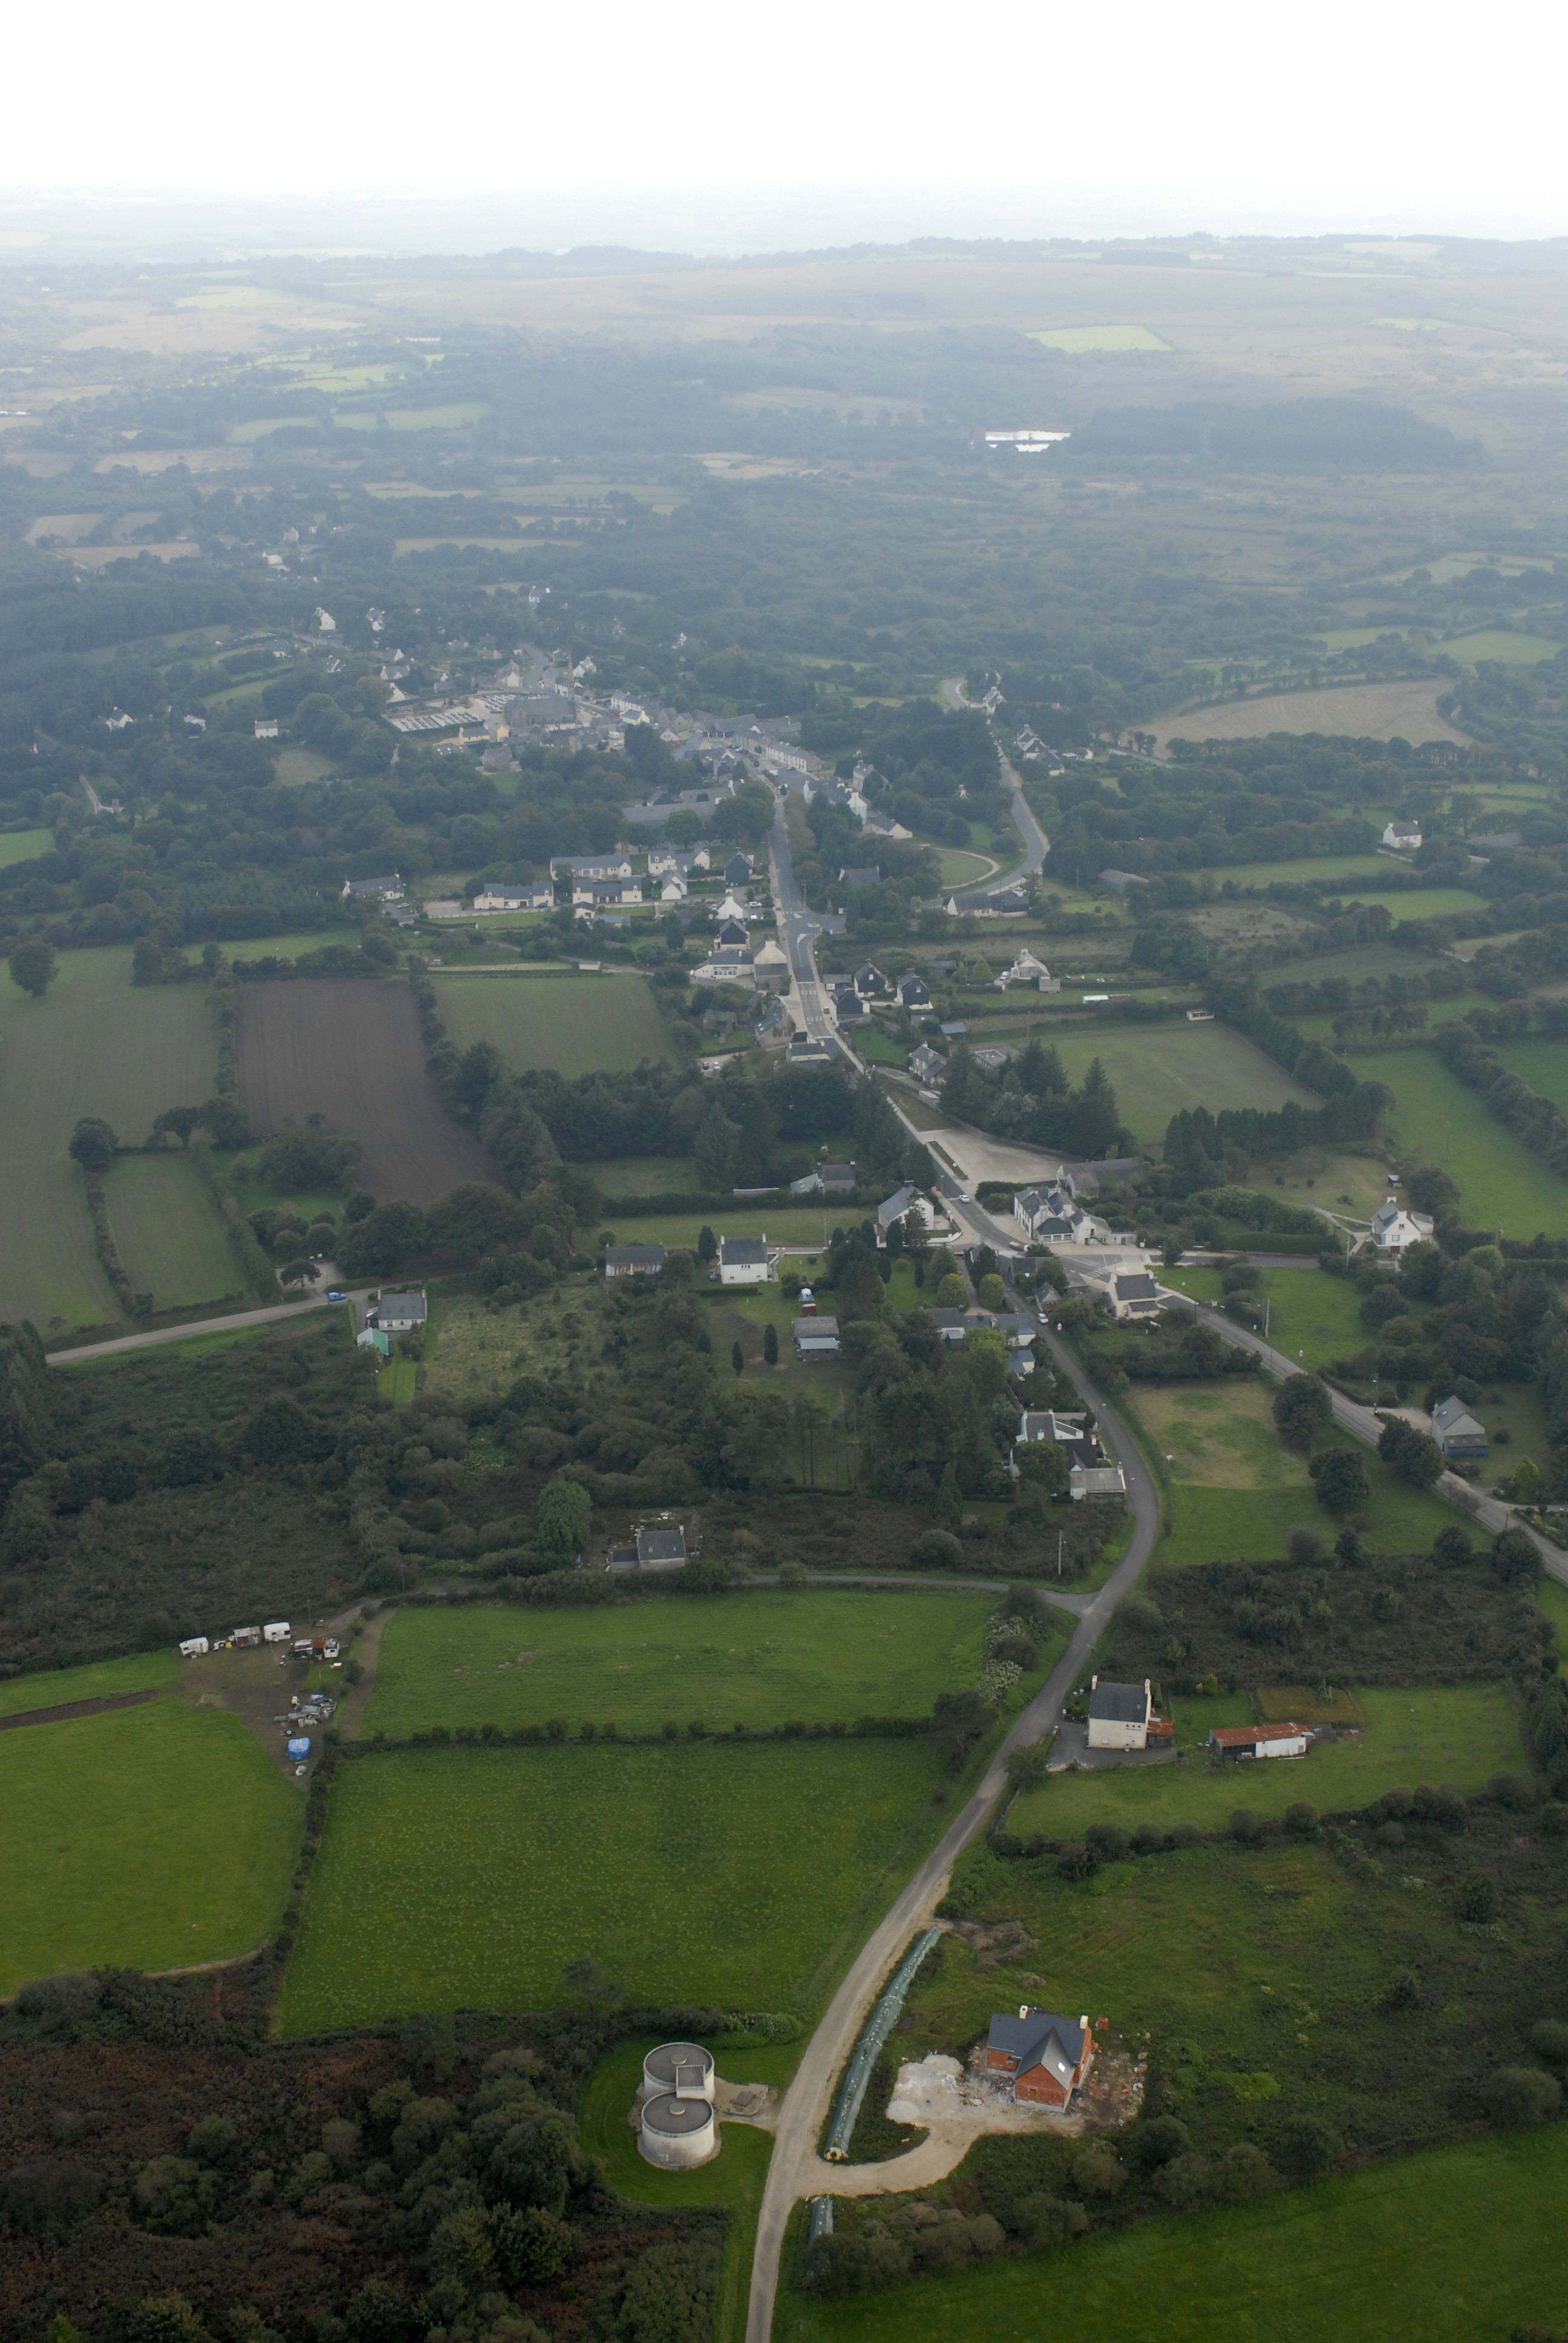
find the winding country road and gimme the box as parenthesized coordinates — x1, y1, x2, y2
(742, 1329, 1160, 2341)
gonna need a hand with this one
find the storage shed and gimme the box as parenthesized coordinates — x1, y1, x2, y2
(1208, 1721, 1308, 1761)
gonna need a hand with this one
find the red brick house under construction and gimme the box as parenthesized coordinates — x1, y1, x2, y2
(985, 2006, 1094, 2106)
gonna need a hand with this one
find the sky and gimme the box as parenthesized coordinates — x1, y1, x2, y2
(4, 0, 1567, 247)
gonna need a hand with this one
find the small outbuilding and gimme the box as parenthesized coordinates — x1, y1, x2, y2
(1208, 1721, 1308, 1761)
(794, 1315, 840, 1357)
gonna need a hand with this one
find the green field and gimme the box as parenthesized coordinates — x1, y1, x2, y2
(1024, 1023, 1318, 1147)
(1007, 1683, 1524, 1837)
(365, 1590, 1002, 1736)
(1202, 854, 1393, 891)
(432, 972, 669, 1073)
(1433, 629, 1563, 665)
(776, 2127, 1568, 2343)
(0, 827, 53, 867)
(1118, 1377, 1453, 1569)
(276, 1738, 950, 2030)
(0, 1646, 178, 1719)
(103, 1152, 239, 1309)
(1338, 886, 1491, 921)
(1344, 1047, 1568, 1237)
(0, 1696, 302, 1994)
(580, 2035, 779, 2343)
(1498, 1037, 1568, 1121)
(0, 946, 219, 1329)
(334, 402, 491, 432)
(1157, 1265, 1367, 1369)
(937, 848, 999, 888)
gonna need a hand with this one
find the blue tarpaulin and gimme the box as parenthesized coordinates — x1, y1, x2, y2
(286, 1737, 312, 1758)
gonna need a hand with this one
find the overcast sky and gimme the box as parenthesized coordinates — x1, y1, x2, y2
(5, 0, 1566, 246)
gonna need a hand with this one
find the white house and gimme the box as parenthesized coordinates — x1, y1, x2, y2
(1086, 1677, 1153, 1750)
(552, 854, 635, 879)
(908, 1043, 947, 1085)
(573, 879, 643, 908)
(342, 873, 404, 902)
(1432, 1394, 1489, 1457)
(751, 938, 790, 988)
(1382, 820, 1422, 850)
(1366, 1199, 1435, 1259)
(717, 1236, 770, 1285)
(370, 1289, 427, 1333)
(875, 1184, 942, 1242)
(659, 876, 688, 902)
(1108, 1270, 1160, 1322)
(1014, 1182, 1106, 1246)
(712, 890, 753, 923)
(313, 606, 337, 633)
(996, 949, 1060, 993)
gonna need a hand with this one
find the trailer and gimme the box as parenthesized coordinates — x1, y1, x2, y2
(293, 1639, 315, 1657)
(232, 1626, 263, 1650)
(178, 1636, 210, 1659)
(263, 1621, 291, 1644)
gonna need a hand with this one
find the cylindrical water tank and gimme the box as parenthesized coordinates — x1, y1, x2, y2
(642, 2042, 715, 2102)
(639, 2092, 717, 2170)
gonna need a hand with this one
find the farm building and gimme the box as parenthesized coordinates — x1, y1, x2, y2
(1365, 1199, 1436, 1259)
(1208, 1721, 1308, 1761)
(984, 2007, 1094, 2108)
(1087, 1677, 1154, 1751)
(1432, 1394, 1489, 1457)
(1070, 1461, 1127, 1501)
(604, 1244, 667, 1279)
(792, 1162, 857, 1198)
(718, 1236, 770, 1285)
(1108, 1271, 1160, 1322)
(370, 1290, 427, 1333)
(342, 873, 403, 902)
(794, 1315, 840, 1358)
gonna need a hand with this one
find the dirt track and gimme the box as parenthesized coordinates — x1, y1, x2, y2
(235, 980, 499, 1205)
(0, 1688, 163, 1732)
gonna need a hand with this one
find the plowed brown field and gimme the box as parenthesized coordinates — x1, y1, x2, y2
(235, 980, 498, 1205)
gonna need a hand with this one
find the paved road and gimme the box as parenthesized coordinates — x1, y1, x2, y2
(1156, 1283, 1568, 1589)
(768, 793, 854, 1061)
(938, 677, 1050, 885)
(46, 1287, 368, 1366)
(744, 1334, 1159, 2341)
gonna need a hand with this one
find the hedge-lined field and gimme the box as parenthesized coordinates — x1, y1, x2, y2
(432, 972, 669, 1074)
(364, 1589, 1011, 1737)
(1, 1696, 301, 1993)
(277, 1738, 950, 2030)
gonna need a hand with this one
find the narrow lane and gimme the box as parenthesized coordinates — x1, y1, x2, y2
(743, 1331, 1159, 2341)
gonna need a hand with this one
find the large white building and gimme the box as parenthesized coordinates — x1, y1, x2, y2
(717, 1236, 770, 1286)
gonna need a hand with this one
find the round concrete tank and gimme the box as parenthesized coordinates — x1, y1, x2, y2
(643, 2042, 714, 2102)
(639, 2092, 717, 2170)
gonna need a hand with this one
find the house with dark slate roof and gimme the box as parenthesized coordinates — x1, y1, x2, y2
(984, 2007, 1094, 2107)
(1086, 1676, 1152, 1750)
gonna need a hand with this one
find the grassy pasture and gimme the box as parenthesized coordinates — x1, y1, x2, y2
(777, 2128, 1568, 2343)
(1157, 1266, 1368, 1370)
(0, 1696, 302, 1994)
(1014, 1022, 1318, 1145)
(333, 402, 490, 431)
(1007, 1683, 1525, 1838)
(1343, 1047, 1568, 1237)
(0, 826, 53, 866)
(1497, 1037, 1568, 1121)
(1117, 1377, 1452, 1569)
(364, 1590, 1003, 1737)
(0, 947, 218, 1329)
(276, 1738, 950, 2030)
(0, 1647, 178, 1719)
(1337, 886, 1492, 921)
(1433, 629, 1562, 664)
(103, 1153, 238, 1308)
(1200, 853, 1393, 890)
(1155, 678, 1469, 750)
(431, 972, 669, 1074)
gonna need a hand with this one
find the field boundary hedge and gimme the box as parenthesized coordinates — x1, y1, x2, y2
(1436, 1023, 1568, 1183)
(341, 1714, 933, 1754)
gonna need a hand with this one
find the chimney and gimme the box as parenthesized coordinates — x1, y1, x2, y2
(1019, 2006, 1029, 2022)
(1090, 1674, 1098, 1690)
